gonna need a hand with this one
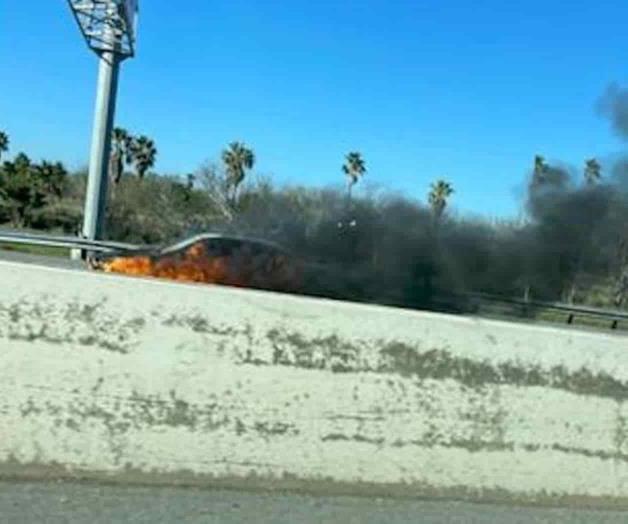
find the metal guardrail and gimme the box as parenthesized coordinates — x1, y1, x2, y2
(0, 230, 140, 254)
(0, 230, 290, 258)
(459, 291, 628, 331)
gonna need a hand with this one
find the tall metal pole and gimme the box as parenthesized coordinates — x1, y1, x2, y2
(82, 50, 119, 243)
(68, 0, 137, 260)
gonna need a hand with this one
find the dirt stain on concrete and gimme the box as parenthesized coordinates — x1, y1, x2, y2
(264, 330, 628, 401)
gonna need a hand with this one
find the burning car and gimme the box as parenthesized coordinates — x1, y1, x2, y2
(88, 233, 303, 293)
(0, 230, 346, 299)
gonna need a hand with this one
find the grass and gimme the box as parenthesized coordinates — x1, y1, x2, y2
(0, 242, 69, 258)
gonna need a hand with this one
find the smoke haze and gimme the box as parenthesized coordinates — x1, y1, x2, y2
(598, 83, 628, 140)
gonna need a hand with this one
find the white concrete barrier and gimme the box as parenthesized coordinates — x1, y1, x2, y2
(1, 260, 627, 507)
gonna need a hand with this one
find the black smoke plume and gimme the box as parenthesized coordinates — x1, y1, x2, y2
(233, 83, 628, 309)
(597, 83, 628, 140)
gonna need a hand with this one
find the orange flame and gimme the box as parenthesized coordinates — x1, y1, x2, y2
(100, 241, 300, 292)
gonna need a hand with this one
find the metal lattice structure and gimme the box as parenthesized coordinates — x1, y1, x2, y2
(67, 1, 139, 249)
(68, 0, 138, 58)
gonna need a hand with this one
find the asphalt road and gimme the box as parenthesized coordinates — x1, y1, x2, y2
(0, 481, 626, 524)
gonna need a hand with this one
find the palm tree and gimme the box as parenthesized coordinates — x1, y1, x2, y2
(533, 154, 548, 185)
(110, 127, 132, 184)
(34, 161, 67, 198)
(428, 179, 454, 218)
(221, 141, 255, 205)
(0, 131, 9, 161)
(584, 158, 602, 186)
(186, 173, 195, 190)
(342, 151, 366, 202)
(130, 135, 157, 179)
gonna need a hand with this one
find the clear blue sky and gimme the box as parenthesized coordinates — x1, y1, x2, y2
(1, 1, 627, 218)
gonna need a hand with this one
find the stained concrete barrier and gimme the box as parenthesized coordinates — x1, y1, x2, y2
(1, 260, 627, 507)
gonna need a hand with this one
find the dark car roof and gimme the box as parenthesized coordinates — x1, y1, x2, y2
(158, 233, 290, 257)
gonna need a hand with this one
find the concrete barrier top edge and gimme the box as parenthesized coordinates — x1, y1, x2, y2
(2, 260, 626, 343)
